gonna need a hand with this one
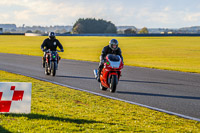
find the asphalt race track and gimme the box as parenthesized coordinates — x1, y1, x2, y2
(0, 53, 200, 121)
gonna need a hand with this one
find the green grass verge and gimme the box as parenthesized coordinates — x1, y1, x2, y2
(0, 70, 200, 132)
(1, 36, 200, 73)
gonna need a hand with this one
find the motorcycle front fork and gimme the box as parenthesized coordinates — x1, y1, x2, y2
(49, 61, 58, 70)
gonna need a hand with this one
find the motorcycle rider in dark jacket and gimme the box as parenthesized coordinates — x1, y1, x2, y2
(97, 39, 123, 82)
(41, 32, 64, 68)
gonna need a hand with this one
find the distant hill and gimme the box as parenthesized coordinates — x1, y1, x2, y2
(179, 26, 200, 30)
(179, 26, 200, 33)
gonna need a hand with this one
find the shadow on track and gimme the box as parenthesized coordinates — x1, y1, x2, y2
(117, 91, 200, 100)
(56, 75, 96, 80)
(120, 79, 183, 86)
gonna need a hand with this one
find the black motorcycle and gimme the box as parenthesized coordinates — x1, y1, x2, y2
(44, 50, 62, 76)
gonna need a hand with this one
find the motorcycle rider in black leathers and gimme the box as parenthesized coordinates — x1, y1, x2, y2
(41, 32, 64, 68)
(97, 39, 123, 82)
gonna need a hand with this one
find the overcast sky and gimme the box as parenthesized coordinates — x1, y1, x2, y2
(0, 0, 200, 28)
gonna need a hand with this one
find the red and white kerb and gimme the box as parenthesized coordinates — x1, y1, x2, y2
(0, 83, 32, 114)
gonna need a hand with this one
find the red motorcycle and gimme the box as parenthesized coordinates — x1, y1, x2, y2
(94, 54, 123, 93)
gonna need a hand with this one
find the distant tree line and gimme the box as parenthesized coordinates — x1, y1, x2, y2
(124, 28, 137, 34)
(123, 27, 149, 34)
(72, 18, 117, 34)
(0, 20, 151, 34)
(138, 27, 149, 34)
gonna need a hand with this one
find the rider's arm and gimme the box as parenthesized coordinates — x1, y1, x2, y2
(57, 40, 64, 52)
(118, 48, 123, 62)
(100, 46, 107, 63)
(41, 39, 47, 51)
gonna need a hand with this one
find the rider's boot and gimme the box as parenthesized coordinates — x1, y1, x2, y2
(97, 70, 101, 82)
(56, 56, 61, 70)
(97, 63, 103, 82)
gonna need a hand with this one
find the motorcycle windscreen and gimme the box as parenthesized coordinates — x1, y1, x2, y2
(107, 54, 121, 68)
(107, 54, 120, 62)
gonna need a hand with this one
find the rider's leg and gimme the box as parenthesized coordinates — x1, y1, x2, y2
(42, 52, 46, 68)
(97, 63, 104, 82)
(57, 56, 61, 64)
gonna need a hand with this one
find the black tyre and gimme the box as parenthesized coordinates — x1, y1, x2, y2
(51, 61, 57, 76)
(45, 62, 50, 75)
(42, 57, 45, 68)
(100, 83, 107, 91)
(110, 75, 118, 93)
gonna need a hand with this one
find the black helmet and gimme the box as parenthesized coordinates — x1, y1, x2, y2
(49, 32, 55, 40)
(109, 39, 118, 50)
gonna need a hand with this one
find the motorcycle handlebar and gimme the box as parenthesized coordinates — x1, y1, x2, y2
(44, 49, 63, 52)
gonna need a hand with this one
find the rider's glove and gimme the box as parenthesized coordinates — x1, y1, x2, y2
(61, 49, 64, 52)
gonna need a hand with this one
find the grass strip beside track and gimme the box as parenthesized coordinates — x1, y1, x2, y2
(0, 70, 200, 132)
(0, 36, 200, 73)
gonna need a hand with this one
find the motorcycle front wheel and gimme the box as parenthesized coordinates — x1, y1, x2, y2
(51, 61, 57, 76)
(110, 75, 118, 93)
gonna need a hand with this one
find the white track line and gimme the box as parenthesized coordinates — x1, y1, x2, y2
(2, 70, 200, 122)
